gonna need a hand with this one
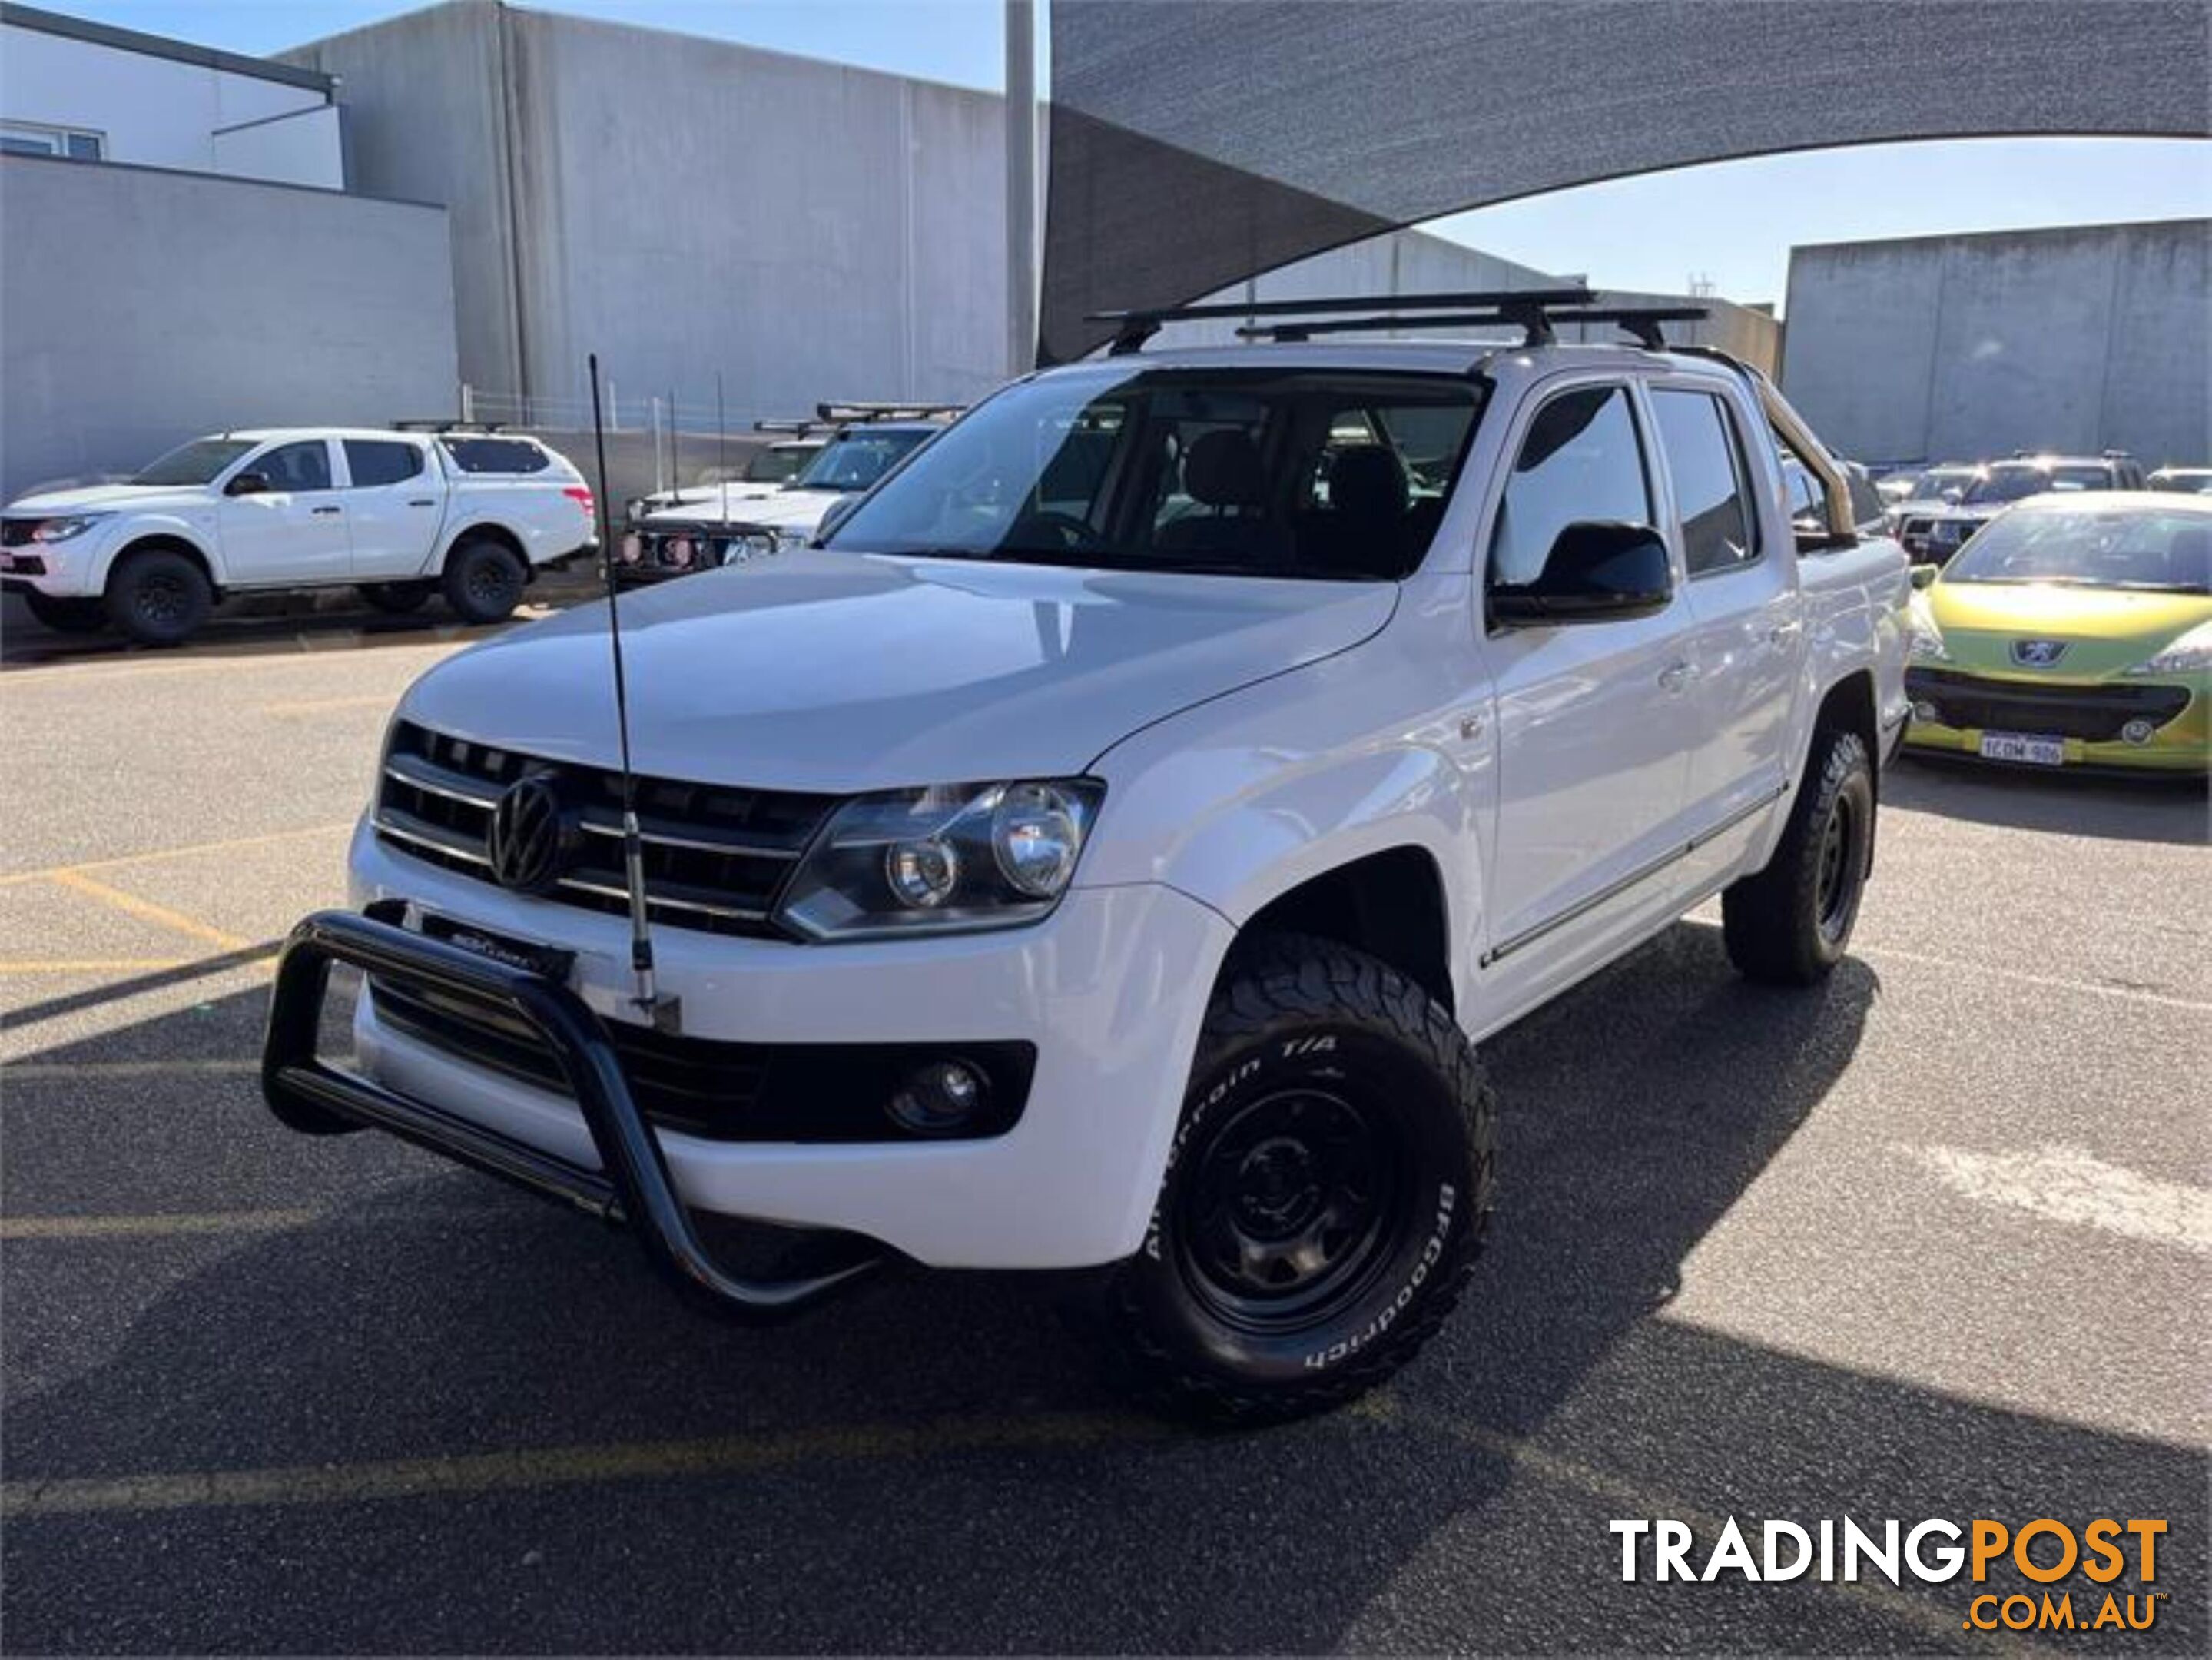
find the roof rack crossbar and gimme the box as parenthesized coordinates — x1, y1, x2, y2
(1091, 287, 1595, 354)
(393, 419, 509, 433)
(814, 401, 964, 424)
(1231, 303, 1711, 350)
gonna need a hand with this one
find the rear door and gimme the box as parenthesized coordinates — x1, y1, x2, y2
(1644, 380, 1800, 837)
(1477, 377, 1701, 976)
(215, 439, 350, 586)
(340, 438, 443, 577)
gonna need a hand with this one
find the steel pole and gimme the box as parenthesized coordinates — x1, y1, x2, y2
(1004, 0, 1038, 373)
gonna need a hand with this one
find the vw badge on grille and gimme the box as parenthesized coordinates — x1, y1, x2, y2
(488, 773, 565, 891)
(2011, 639, 2069, 668)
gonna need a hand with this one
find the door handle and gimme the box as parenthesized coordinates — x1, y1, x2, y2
(1766, 619, 1802, 646)
(1658, 661, 1696, 693)
(311, 506, 343, 516)
(407, 499, 436, 508)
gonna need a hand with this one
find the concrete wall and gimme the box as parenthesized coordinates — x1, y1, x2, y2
(1782, 219, 2210, 466)
(0, 154, 457, 499)
(0, 16, 341, 187)
(284, 0, 1010, 429)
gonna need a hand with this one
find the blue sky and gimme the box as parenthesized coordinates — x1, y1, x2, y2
(47, 1, 2212, 308)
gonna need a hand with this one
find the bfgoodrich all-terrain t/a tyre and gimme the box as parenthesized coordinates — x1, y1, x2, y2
(1721, 726, 1874, 986)
(1103, 935, 1496, 1426)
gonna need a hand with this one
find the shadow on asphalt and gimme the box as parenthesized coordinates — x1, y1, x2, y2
(4, 923, 2204, 1652)
(1887, 753, 2210, 846)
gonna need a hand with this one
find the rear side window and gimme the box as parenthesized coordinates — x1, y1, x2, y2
(255, 441, 333, 493)
(1489, 384, 1651, 587)
(1650, 390, 1759, 576)
(441, 437, 549, 474)
(343, 440, 425, 487)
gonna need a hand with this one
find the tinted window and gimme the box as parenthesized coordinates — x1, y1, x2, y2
(442, 437, 549, 474)
(744, 445, 814, 483)
(256, 441, 333, 493)
(1650, 390, 1758, 576)
(343, 440, 425, 488)
(132, 438, 254, 486)
(1489, 385, 1650, 586)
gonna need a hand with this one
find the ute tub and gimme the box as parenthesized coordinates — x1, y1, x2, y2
(327, 818, 1233, 1270)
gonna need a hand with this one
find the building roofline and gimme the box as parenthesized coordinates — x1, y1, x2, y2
(0, 2, 337, 95)
(1790, 215, 2210, 257)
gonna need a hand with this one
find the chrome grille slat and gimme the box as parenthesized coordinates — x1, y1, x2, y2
(373, 720, 835, 938)
(573, 815, 803, 861)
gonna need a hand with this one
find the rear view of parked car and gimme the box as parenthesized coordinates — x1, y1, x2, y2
(1, 426, 595, 646)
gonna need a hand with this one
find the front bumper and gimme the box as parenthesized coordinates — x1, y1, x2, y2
(1903, 668, 2208, 772)
(310, 819, 1232, 1270)
(0, 541, 104, 598)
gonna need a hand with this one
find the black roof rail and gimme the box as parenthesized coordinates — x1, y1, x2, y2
(393, 419, 509, 433)
(1232, 303, 1710, 350)
(1089, 287, 1595, 354)
(814, 401, 965, 424)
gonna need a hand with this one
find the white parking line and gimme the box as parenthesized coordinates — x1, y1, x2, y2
(1895, 1141, 2212, 1256)
(1858, 943, 2212, 1013)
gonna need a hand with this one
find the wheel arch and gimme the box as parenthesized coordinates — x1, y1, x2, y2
(1228, 845, 1458, 1017)
(440, 520, 532, 581)
(1810, 667, 1880, 870)
(103, 532, 219, 599)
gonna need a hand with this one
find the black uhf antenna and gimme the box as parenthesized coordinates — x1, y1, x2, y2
(588, 353, 676, 1032)
(715, 371, 728, 496)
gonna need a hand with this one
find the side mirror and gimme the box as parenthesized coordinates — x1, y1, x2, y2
(814, 491, 864, 544)
(1491, 521, 1672, 628)
(1910, 563, 1938, 591)
(225, 471, 270, 497)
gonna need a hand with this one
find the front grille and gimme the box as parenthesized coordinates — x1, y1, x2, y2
(369, 980, 1030, 1143)
(373, 720, 836, 938)
(1906, 668, 2194, 743)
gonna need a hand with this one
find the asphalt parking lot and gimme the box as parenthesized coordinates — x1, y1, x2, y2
(2, 612, 2207, 1655)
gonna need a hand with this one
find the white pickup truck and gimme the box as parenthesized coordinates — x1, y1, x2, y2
(1, 427, 595, 645)
(262, 305, 1910, 1425)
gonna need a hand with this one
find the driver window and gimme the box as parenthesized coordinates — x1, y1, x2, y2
(1489, 384, 1650, 586)
(255, 441, 333, 493)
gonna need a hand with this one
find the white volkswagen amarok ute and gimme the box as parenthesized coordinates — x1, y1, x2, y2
(2, 427, 595, 645)
(264, 297, 1911, 1423)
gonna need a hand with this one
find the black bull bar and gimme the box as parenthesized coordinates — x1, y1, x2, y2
(260, 908, 887, 1320)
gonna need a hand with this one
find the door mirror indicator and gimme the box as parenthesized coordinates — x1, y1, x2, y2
(1491, 520, 1673, 628)
(225, 472, 271, 497)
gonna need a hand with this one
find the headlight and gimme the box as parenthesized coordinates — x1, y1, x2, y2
(774, 527, 812, 553)
(1907, 619, 1951, 662)
(2123, 619, 2212, 677)
(30, 514, 108, 543)
(776, 779, 1104, 941)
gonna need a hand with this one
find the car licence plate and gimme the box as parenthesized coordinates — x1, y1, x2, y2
(1978, 731, 2065, 766)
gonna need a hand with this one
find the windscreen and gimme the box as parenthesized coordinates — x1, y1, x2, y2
(1944, 507, 2210, 593)
(745, 446, 814, 483)
(793, 431, 932, 492)
(132, 438, 255, 486)
(1964, 464, 2058, 504)
(822, 367, 1484, 580)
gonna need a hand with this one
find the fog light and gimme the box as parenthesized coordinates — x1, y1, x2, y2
(2120, 718, 2155, 745)
(888, 1059, 988, 1136)
(619, 533, 642, 564)
(1912, 700, 1938, 724)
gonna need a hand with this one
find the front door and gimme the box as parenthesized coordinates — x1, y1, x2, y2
(1478, 379, 1702, 984)
(340, 438, 443, 578)
(217, 440, 350, 586)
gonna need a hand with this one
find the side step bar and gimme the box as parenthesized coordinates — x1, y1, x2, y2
(260, 908, 885, 1321)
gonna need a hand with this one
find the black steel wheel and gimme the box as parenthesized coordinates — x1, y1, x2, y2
(1103, 934, 1494, 1426)
(1723, 725, 1873, 985)
(104, 547, 212, 647)
(441, 538, 526, 624)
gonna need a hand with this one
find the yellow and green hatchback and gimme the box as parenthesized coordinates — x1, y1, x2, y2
(1905, 493, 2210, 774)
